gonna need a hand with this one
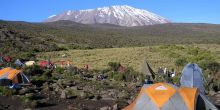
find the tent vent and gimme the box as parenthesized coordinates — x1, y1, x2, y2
(155, 86, 167, 90)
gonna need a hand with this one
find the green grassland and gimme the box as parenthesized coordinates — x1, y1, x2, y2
(39, 44, 220, 73)
(1, 20, 220, 57)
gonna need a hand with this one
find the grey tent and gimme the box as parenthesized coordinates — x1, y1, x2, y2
(180, 63, 205, 94)
(140, 60, 155, 80)
(123, 83, 218, 110)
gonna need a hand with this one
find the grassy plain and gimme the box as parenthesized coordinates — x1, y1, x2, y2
(39, 44, 220, 73)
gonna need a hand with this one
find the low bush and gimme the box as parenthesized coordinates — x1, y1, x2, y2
(175, 58, 188, 67)
(0, 86, 15, 96)
(108, 62, 121, 71)
(23, 65, 44, 76)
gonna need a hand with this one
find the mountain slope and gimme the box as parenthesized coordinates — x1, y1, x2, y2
(44, 5, 169, 27)
(0, 20, 220, 56)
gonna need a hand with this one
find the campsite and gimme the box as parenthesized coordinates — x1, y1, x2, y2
(1, 1, 220, 110)
(0, 43, 220, 110)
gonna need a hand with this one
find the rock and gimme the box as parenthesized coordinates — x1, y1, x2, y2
(51, 91, 56, 95)
(100, 106, 110, 110)
(62, 80, 75, 87)
(67, 105, 78, 110)
(42, 82, 48, 87)
(25, 93, 34, 98)
(57, 79, 62, 83)
(83, 86, 92, 91)
(216, 93, 220, 97)
(101, 94, 114, 100)
(117, 91, 127, 99)
(112, 104, 118, 110)
(42, 86, 50, 92)
(121, 83, 126, 87)
(18, 88, 29, 95)
(77, 86, 83, 90)
(94, 95, 102, 100)
(79, 91, 86, 98)
(70, 86, 77, 90)
(51, 83, 58, 88)
(55, 86, 61, 93)
(209, 91, 217, 96)
(60, 90, 67, 99)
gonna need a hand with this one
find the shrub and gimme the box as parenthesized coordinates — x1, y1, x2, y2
(54, 67, 65, 74)
(0, 86, 15, 96)
(199, 60, 220, 73)
(107, 67, 143, 83)
(108, 62, 121, 71)
(187, 47, 199, 56)
(23, 65, 44, 76)
(168, 52, 181, 58)
(175, 58, 188, 67)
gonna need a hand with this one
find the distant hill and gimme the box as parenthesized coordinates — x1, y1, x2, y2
(0, 20, 220, 56)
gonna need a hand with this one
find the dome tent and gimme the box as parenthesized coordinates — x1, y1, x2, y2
(123, 83, 217, 110)
(180, 63, 205, 94)
(0, 67, 30, 88)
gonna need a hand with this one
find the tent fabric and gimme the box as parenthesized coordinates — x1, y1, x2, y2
(140, 61, 155, 79)
(0, 67, 12, 76)
(178, 87, 197, 110)
(25, 61, 35, 66)
(0, 67, 30, 84)
(123, 83, 217, 110)
(14, 59, 24, 66)
(145, 83, 176, 108)
(199, 94, 218, 110)
(180, 63, 205, 94)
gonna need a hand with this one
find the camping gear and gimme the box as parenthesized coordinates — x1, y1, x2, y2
(180, 63, 205, 94)
(3, 56, 12, 62)
(140, 60, 155, 80)
(14, 59, 24, 67)
(123, 83, 217, 110)
(25, 61, 35, 66)
(39, 60, 54, 69)
(39, 60, 48, 68)
(60, 60, 65, 67)
(118, 64, 125, 72)
(0, 67, 30, 88)
(0, 57, 4, 63)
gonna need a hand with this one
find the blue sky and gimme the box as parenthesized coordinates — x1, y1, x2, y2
(0, 0, 219, 24)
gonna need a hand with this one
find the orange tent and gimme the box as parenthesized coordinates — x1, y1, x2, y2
(123, 83, 217, 110)
(0, 67, 30, 85)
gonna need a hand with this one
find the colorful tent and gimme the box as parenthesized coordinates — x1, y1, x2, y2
(14, 59, 24, 67)
(3, 56, 12, 62)
(25, 61, 35, 66)
(123, 83, 217, 110)
(39, 60, 48, 68)
(0, 67, 30, 86)
(180, 63, 205, 94)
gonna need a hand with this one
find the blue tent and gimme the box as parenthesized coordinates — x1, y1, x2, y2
(14, 59, 24, 67)
(180, 63, 205, 94)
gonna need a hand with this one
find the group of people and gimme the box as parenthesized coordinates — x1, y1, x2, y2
(158, 67, 176, 78)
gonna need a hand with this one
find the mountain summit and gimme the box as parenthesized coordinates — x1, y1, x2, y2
(44, 5, 170, 27)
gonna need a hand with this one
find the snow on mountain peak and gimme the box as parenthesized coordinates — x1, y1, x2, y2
(66, 10, 71, 15)
(44, 5, 170, 27)
(48, 15, 56, 18)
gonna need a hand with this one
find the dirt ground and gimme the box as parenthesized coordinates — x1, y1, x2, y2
(0, 96, 116, 110)
(0, 95, 220, 110)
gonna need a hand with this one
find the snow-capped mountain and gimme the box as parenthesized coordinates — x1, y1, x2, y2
(44, 5, 170, 27)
